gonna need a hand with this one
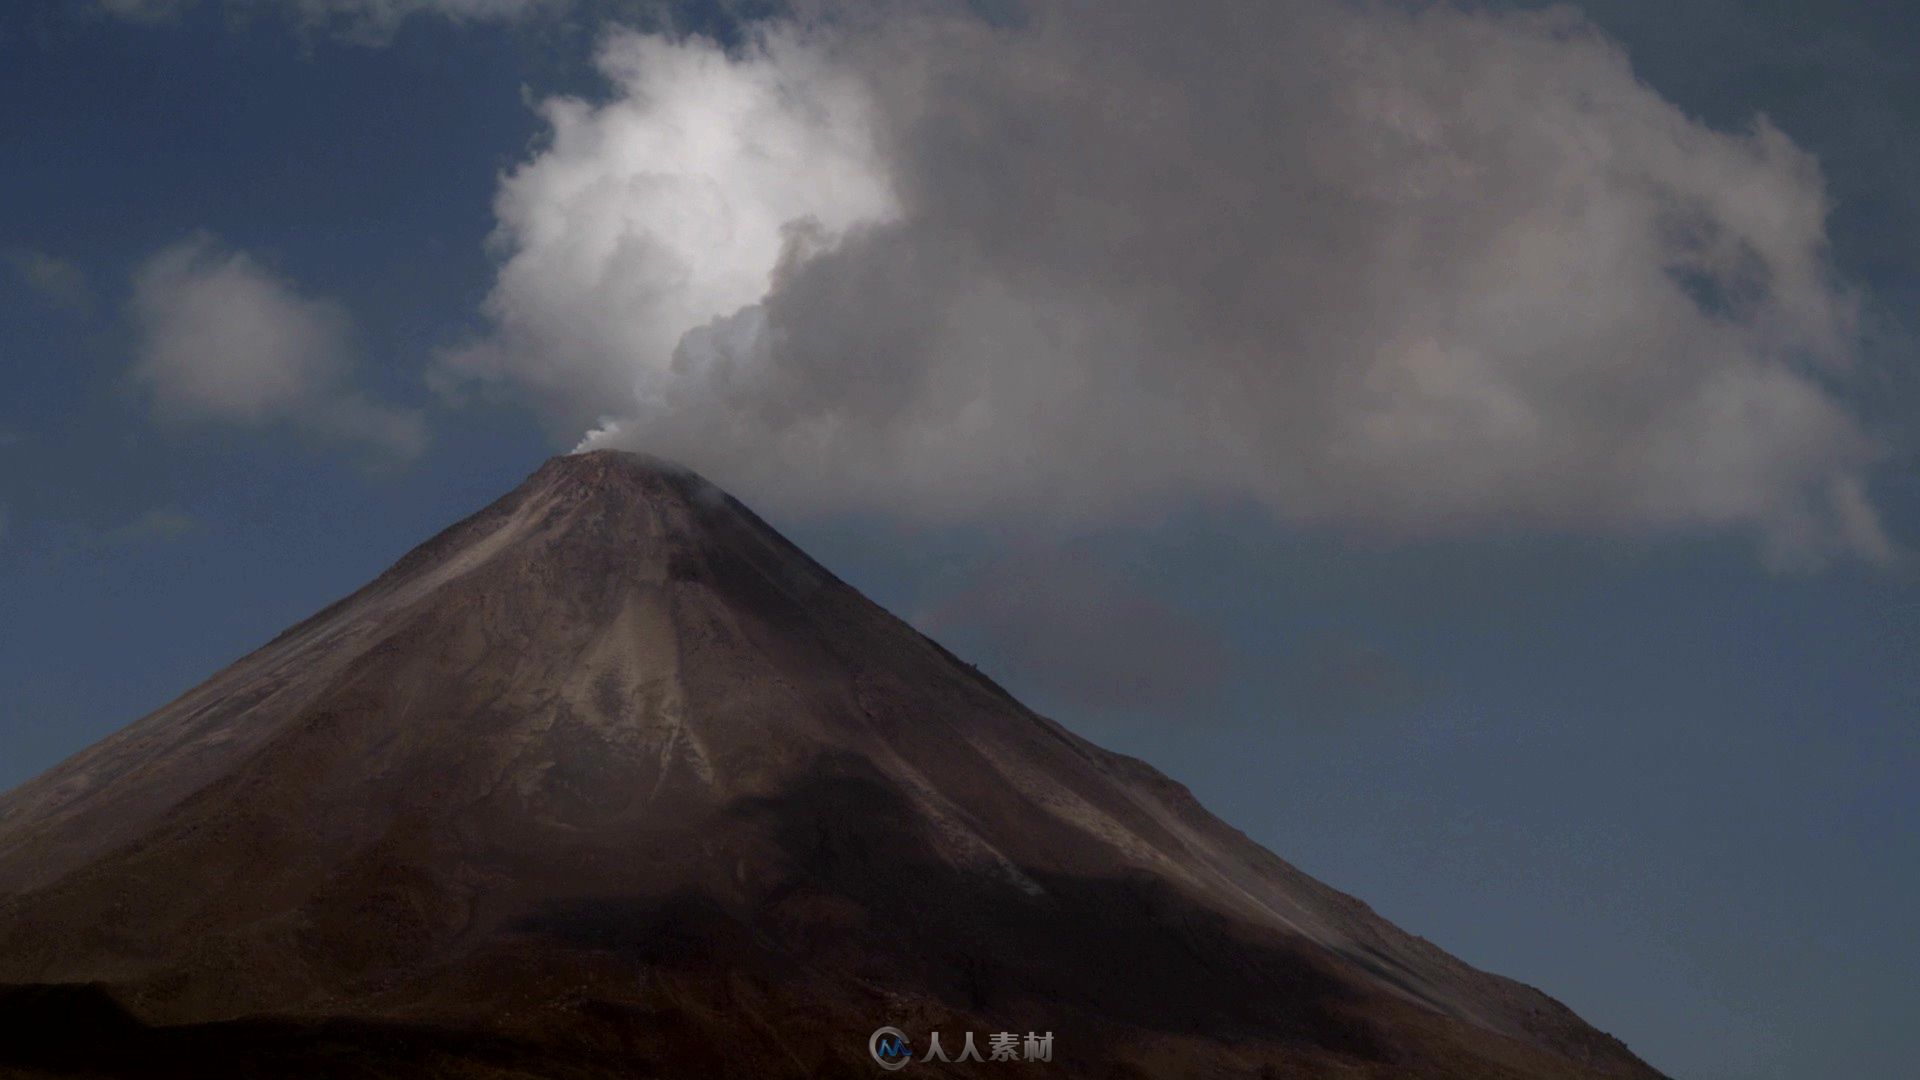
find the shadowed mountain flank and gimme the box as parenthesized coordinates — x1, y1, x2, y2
(0, 451, 1664, 1078)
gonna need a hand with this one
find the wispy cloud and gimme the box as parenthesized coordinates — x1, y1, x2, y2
(99, 507, 198, 546)
(96, 0, 566, 40)
(11, 506, 207, 556)
(94, 0, 184, 23)
(3, 248, 92, 312)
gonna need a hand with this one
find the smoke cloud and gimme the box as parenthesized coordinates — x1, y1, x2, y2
(439, 27, 898, 421)
(446, 0, 1890, 563)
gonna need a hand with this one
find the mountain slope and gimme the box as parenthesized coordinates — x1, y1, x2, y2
(0, 451, 1663, 1078)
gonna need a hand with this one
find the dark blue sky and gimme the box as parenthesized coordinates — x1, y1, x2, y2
(3, 4, 1917, 1079)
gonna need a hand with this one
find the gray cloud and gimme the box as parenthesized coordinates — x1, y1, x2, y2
(449, 0, 1890, 564)
(130, 234, 426, 458)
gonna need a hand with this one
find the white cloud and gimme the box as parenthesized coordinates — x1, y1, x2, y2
(130, 234, 426, 458)
(454, 1, 1891, 563)
(437, 27, 899, 421)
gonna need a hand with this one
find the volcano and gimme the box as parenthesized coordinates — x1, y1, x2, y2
(0, 451, 1662, 1078)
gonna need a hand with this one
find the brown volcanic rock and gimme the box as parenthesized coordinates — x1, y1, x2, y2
(0, 451, 1664, 1079)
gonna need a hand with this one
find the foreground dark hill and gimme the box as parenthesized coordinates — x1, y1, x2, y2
(0, 452, 1662, 1079)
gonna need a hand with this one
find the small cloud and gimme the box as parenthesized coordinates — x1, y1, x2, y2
(4, 249, 92, 312)
(129, 233, 426, 460)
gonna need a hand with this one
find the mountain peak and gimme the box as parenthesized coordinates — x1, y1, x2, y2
(0, 456, 1664, 1080)
(511, 448, 718, 528)
(353, 449, 818, 615)
(537, 448, 699, 490)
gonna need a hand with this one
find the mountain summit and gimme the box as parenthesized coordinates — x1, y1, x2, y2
(0, 452, 1662, 1078)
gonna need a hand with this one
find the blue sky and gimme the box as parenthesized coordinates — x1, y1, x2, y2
(2, 3, 1917, 1078)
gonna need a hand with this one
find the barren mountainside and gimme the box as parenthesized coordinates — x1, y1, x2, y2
(0, 451, 1664, 1078)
